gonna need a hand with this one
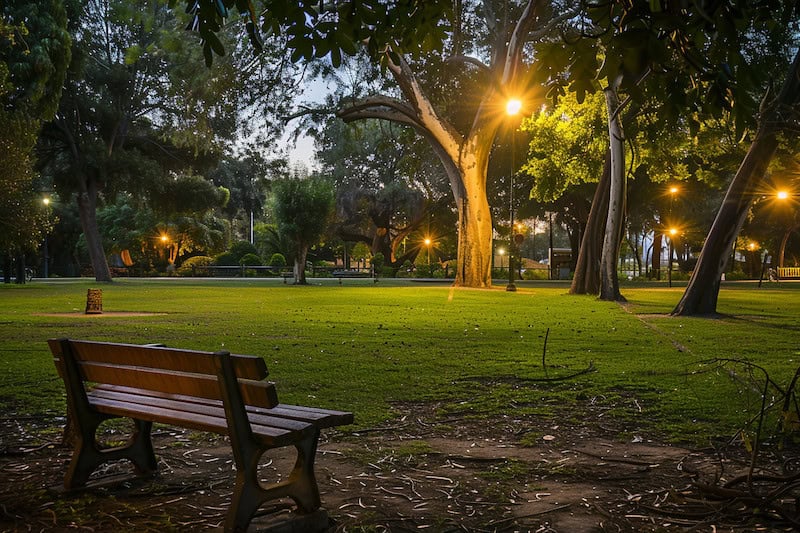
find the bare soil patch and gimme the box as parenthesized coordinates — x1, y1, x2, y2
(0, 403, 793, 532)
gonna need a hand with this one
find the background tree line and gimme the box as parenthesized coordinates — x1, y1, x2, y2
(3, 0, 800, 313)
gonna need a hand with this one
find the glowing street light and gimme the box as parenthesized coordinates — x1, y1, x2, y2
(424, 237, 432, 265)
(506, 98, 522, 116)
(667, 227, 679, 288)
(498, 248, 506, 271)
(505, 97, 523, 292)
(777, 190, 790, 201)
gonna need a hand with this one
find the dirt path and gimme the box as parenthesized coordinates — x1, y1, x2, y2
(0, 408, 786, 532)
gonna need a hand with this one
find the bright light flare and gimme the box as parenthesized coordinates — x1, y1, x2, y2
(506, 98, 522, 116)
(777, 190, 790, 200)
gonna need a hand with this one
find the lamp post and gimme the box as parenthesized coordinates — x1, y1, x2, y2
(498, 248, 505, 273)
(424, 237, 432, 266)
(667, 227, 678, 287)
(41, 197, 51, 278)
(506, 98, 522, 292)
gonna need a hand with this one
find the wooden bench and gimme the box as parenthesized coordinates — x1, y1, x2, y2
(48, 338, 353, 532)
(331, 269, 377, 284)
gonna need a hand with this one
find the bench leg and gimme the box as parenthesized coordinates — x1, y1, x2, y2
(226, 432, 322, 532)
(65, 416, 158, 489)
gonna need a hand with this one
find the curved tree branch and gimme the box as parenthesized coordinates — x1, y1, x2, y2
(445, 55, 491, 74)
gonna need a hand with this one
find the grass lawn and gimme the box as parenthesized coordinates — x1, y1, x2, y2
(1, 278, 798, 445)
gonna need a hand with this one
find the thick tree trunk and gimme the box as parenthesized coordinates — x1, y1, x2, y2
(293, 245, 308, 284)
(672, 134, 778, 315)
(651, 234, 662, 279)
(599, 86, 626, 302)
(453, 177, 493, 287)
(571, 151, 611, 294)
(76, 182, 112, 283)
(673, 48, 800, 316)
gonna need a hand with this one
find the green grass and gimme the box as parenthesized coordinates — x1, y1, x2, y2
(2, 279, 799, 445)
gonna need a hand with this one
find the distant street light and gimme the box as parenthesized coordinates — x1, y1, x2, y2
(498, 248, 506, 272)
(667, 227, 679, 288)
(42, 196, 51, 278)
(424, 237, 432, 265)
(506, 97, 522, 292)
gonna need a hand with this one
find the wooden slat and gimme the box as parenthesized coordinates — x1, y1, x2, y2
(88, 388, 311, 434)
(65, 340, 268, 380)
(253, 404, 355, 428)
(79, 362, 225, 400)
(89, 396, 301, 448)
(94, 384, 352, 429)
(75, 362, 277, 408)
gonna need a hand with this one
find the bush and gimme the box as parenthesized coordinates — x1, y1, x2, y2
(380, 266, 396, 278)
(214, 251, 237, 266)
(396, 260, 415, 278)
(268, 253, 287, 267)
(177, 256, 213, 277)
(240, 253, 262, 266)
(522, 269, 550, 280)
(372, 252, 385, 271)
(229, 241, 258, 262)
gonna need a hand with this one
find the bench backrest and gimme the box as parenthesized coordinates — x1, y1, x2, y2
(49, 339, 278, 408)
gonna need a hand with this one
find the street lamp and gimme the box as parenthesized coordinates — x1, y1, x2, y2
(506, 97, 522, 292)
(424, 237, 432, 266)
(498, 248, 506, 272)
(42, 197, 51, 278)
(667, 227, 678, 287)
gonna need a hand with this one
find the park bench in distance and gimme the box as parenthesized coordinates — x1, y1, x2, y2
(48, 338, 354, 532)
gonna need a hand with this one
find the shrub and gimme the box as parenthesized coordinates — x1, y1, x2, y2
(177, 256, 213, 277)
(240, 253, 262, 266)
(268, 253, 287, 267)
(214, 251, 237, 266)
(229, 241, 258, 262)
(372, 252, 385, 271)
(396, 260, 415, 278)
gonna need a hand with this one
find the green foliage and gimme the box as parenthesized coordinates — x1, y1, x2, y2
(228, 241, 258, 262)
(213, 251, 237, 266)
(271, 176, 335, 256)
(239, 253, 261, 266)
(180, 0, 451, 66)
(0, 109, 52, 253)
(372, 252, 385, 270)
(520, 91, 607, 202)
(1, 0, 71, 121)
(268, 253, 287, 267)
(176, 255, 213, 276)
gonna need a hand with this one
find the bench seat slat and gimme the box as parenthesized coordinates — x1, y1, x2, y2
(88, 396, 304, 448)
(75, 363, 278, 407)
(53, 339, 269, 379)
(94, 384, 353, 428)
(88, 388, 312, 434)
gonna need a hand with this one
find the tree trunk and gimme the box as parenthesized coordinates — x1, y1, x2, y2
(599, 85, 626, 302)
(294, 245, 308, 284)
(76, 182, 112, 283)
(672, 134, 778, 315)
(673, 48, 800, 315)
(453, 161, 493, 287)
(571, 151, 611, 294)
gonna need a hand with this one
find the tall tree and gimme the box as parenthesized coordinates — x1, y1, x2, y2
(337, 1, 579, 287)
(271, 176, 335, 284)
(38, 0, 287, 281)
(1, 0, 71, 282)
